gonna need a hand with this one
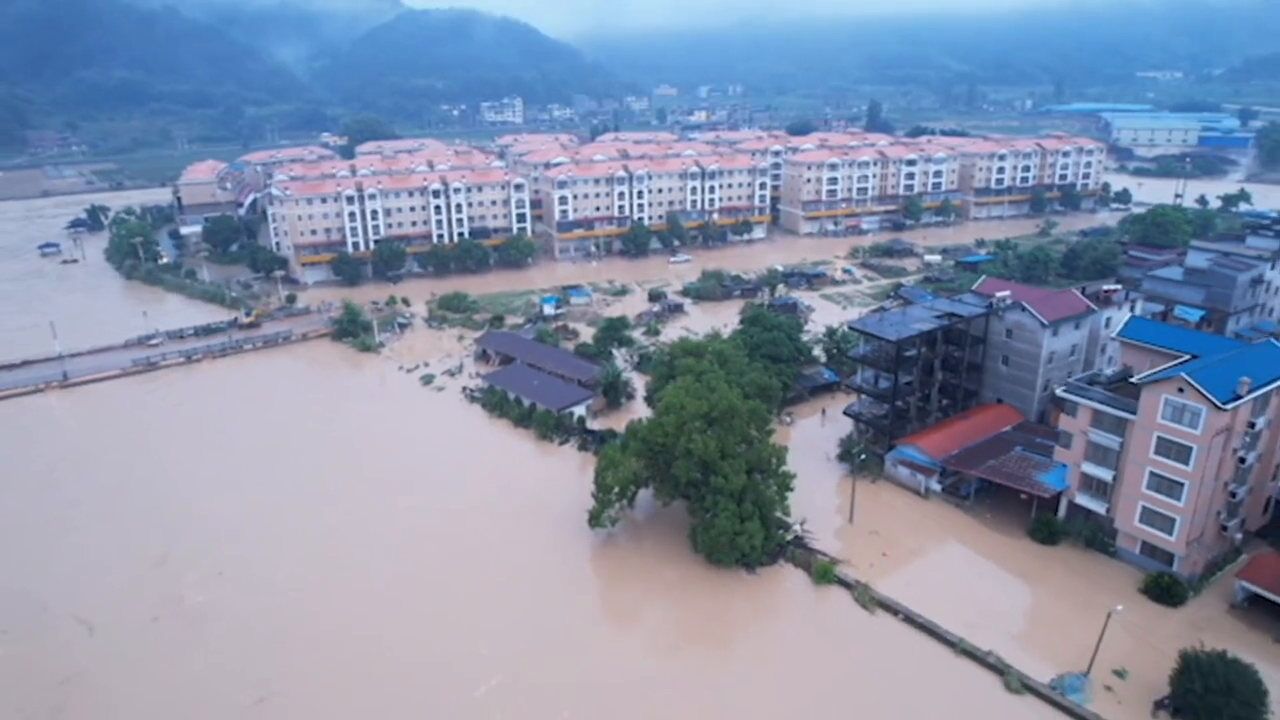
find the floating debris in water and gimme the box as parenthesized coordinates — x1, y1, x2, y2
(419, 373, 437, 386)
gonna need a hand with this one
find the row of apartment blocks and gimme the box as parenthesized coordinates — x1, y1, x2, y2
(174, 129, 1105, 281)
(776, 135, 1106, 234)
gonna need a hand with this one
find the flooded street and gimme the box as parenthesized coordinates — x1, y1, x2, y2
(1106, 170, 1280, 209)
(4, 185, 1280, 719)
(782, 393, 1280, 720)
(0, 189, 1065, 718)
(0, 190, 230, 361)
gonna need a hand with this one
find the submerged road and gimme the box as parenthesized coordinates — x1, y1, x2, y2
(0, 313, 331, 396)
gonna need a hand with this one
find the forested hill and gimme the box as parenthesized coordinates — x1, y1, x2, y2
(323, 9, 622, 112)
(0, 0, 307, 115)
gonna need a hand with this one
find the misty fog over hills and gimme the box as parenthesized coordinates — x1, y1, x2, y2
(0, 0, 1278, 154)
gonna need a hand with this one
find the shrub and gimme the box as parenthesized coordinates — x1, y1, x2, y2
(810, 559, 839, 585)
(436, 291, 479, 314)
(852, 583, 879, 614)
(1002, 669, 1026, 695)
(284, 291, 298, 306)
(1142, 571, 1190, 607)
(1028, 514, 1065, 545)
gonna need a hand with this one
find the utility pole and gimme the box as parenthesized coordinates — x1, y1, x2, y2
(1085, 605, 1123, 676)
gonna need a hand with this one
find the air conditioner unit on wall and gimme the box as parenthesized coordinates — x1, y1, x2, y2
(1228, 484, 1250, 503)
(1238, 451, 1259, 468)
(1248, 417, 1270, 433)
(1220, 517, 1244, 535)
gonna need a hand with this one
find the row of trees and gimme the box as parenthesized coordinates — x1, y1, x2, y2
(984, 235, 1123, 285)
(330, 234, 539, 286)
(618, 215, 755, 258)
(1117, 198, 1249, 250)
(588, 306, 812, 568)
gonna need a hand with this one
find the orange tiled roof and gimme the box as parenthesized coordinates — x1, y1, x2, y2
(178, 159, 228, 183)
(239, 146, 336, 164)
(895, 404, 1025, 460)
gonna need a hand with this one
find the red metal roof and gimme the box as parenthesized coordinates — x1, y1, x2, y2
(895, 404, 1025, 460)
(1237, 550, 1280, 599)
(973, 276, 1097, 325)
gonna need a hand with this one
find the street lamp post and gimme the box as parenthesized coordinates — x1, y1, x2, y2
(1085, 605, 1123, 676)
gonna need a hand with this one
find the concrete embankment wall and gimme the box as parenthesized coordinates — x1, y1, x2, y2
(788, 544, 1105, 720)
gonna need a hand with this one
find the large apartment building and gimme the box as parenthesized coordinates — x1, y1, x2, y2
(265, 167, 531, 281)
(534, 152, 770, 258)
(777, 135, 1106, 233)
(1054, 317, 1280, 579)
(778, 143, 964, 234)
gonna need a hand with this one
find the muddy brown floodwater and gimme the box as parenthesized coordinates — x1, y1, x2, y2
(3, 180, 1279, 719)
(0, 190, 1074, 719)
(0, 190, 230, 362)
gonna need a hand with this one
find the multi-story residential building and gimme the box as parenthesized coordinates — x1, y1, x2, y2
(1054, 317, 1280, 579)
(265, 167, 531, 282)
(1081, 284, 1145, 373)
(534, 153, 769, 258)
(971, 277, 1097, 423)
(843, 295, 991, 455)
(777, 144, 963, 234)
(1139, 249, 1272, 336)
(173, 160, 239, 226)
(480, 96, 524, 125)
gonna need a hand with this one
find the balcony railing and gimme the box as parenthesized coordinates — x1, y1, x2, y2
(847, 373, 895, 401)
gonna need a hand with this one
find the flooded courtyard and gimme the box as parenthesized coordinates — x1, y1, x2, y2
(3, 183, 1280, 719)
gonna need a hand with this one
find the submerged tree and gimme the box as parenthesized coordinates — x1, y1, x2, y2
(599, 362, 635, 409)
(588, 369, 794, 568)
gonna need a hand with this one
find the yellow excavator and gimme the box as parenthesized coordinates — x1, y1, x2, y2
(236, 307, 269, 329)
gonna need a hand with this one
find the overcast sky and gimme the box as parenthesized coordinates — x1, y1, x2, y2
(403, 0, 1083, 37)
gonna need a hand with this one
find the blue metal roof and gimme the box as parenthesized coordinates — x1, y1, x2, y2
(1141, 340, 1280, 407)
(1115, 316, 1243, 357)
(958, 254, 996, 263)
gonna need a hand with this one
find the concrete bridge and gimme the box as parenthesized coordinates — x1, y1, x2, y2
(0, 312, 331, 401)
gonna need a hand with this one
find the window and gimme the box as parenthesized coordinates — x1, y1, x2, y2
(1052, 326, 1060, 337)
(1061, 400, 1078, 417)
(1137, 503, 1179, 539)
(1057, 429, 1074, 450)
(1138, 540, 1176, 569)
(1004, 328, 1013, 339)
(1144, 469, 1187, 505)
(1070, 344, 1078, 358)
(1084, 440, 1120, 470)
(1159, 397, 1204, 433)
(1000, 354, 1010, 367)
(1048, 351, 1056, 364)
(1078, 473, 1112, 501)
(1090, 411, 1127, 438)
(1152, 434, 1194, 469)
